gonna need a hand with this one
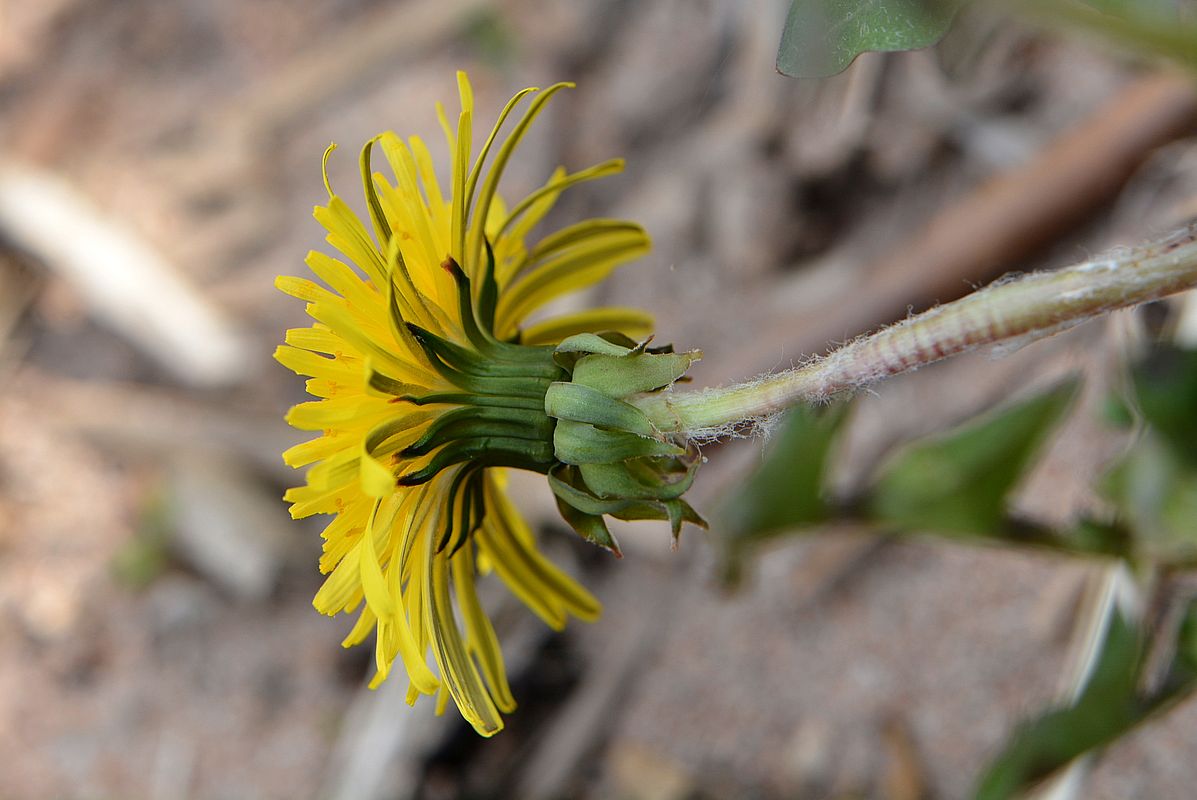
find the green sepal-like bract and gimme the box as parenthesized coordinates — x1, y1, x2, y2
(578, 458, 698, 502)
(544, 382, 659, 437)
(554, 491, 623, 556)
(549, 465, 706, 553)
(553, 419, 685, 464)
(571, 350, 698, 397)
(545, 331, 706, 551)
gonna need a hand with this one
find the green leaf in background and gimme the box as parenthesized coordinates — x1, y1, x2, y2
(867, 378, 1079, 538)
(775, 0, 1197, 81)
(1065, 517, 1135, 561)
(776, 0, 966, 78)
(1095, 346, 1197, 566)
(717, 400, 852, 581)
(1174, 601, 1197, 681)
(975, 599, 1197, 800)
(1129, 345, 1197, 468)
(1102, 433, 1197, 565)
(111, 488, 174, 590)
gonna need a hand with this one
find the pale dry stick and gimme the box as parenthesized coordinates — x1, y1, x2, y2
(0, 165, 248, 387)
(728, 73, 1197, 383)
(637, 224, 1197, 438)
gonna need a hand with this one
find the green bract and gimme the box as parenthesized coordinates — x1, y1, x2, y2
(546, 333, 706, 555)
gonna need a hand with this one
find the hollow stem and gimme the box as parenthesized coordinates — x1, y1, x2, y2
(638, 224, 1197, 437)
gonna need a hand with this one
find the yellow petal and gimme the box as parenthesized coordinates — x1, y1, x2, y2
(276, 275, 339, 305)
(359, 449, 396, 498)
(386, 539, 439, 694)
(496, 226, 650, 328)
(284, 326, 349, 357)
(376, 135, 442, 274)
(453, 546, 517, 713)
(342, 603, 377, 647)
(284, 481, 347, 519)
(475, 519, 564, 630)
(359, 498, 397, 619)
(424, 548, 503, 736)
(306, 449, 360, 490)
(284, 397, 375, 430)
(314, 542, 363, 614)
(317, 504, 368, 573)
(451, 108, 472, 263)
(274, 345, 359, 382)
(306, 301, 425, 381)
(485, 476, 602, 622)
(410, 136, 446, 213)
(465, 82, 573, 273)
(283, 433, 346, 468)
(463, 87, 539, 255)
(497, 159, 625, 243)
(521, 307, 655, 346)
(305, 250, 379, 310)
(314, 196, 388, 286)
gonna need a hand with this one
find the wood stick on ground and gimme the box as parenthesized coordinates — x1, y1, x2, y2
(0, 165, 248, 387)
(735, 71, 1197, 379)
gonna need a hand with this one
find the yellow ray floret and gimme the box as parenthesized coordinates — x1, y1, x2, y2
(276, 71, 650, 736)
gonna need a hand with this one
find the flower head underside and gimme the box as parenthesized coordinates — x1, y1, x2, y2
(275, 72, 657, 736)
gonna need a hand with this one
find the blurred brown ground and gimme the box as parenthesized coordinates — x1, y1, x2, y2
(1, 1, 1196, 798)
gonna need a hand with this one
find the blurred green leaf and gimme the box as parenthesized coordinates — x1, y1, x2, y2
(463, 8, 517, 68)
(718, 400, 852, 577)
(976, 598, 1197, 799)
(1065, 517, 1135, 560)
(1102, 431, 1197, 565)
(1101, 393, 1135, 430)
(1130, 346, 1197, 467)
(111, 489, 173, 589)
(1174, 602, 1197, 679)
(868, 378, 1079, 537)
(776, 0, 1197, 80)
(777, 0, 965, 77)
(1095, 346, 1197, 566)
(975, 606, 1143, 800)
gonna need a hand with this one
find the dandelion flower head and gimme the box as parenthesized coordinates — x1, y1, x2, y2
(275, 72, 656, 736)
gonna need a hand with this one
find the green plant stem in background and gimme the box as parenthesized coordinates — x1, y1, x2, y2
(1018, 0, 1197, 73)
(638, 225, 1197, 438)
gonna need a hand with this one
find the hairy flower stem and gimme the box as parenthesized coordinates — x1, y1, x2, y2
(638, 225, 1197, 438)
